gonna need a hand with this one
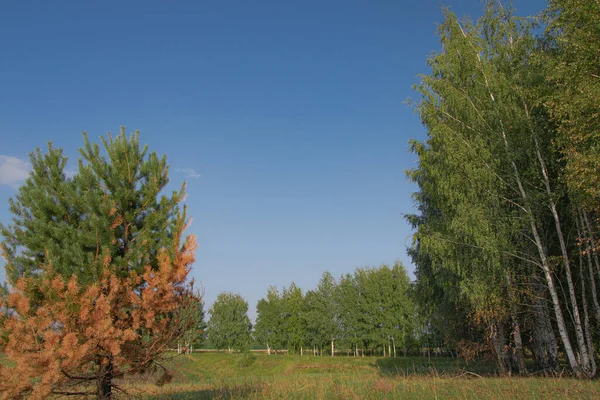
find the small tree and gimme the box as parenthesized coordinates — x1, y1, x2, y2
(206, 292, 252, 352)
(0, 129, 200, 398)
(177, 292, 207, 355)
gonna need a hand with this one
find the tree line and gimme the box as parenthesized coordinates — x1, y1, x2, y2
(205, 263, 415, 357)
(407, 0, 600, 378)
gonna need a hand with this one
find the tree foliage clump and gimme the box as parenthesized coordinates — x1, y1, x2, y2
(206, 292, 253, 352)
(1, 128, 185, 286)
(255, 263, 415, 357)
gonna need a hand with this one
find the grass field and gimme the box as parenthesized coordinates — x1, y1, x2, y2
(3, 351, 600, 399)
(119, 352, 600, 399)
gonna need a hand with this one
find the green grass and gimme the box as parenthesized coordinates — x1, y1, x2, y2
(3, 352, 600, 399)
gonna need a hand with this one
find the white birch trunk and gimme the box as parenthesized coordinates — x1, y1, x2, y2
(579, 245, 597, 376)
(507, 272, 527, 374)
(532, 133, 591, 374)
(500, 127, 580, 375)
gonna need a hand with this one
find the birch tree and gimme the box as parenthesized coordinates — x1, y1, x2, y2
(207, 293, 252, 353)
(408, 1, 594, 376)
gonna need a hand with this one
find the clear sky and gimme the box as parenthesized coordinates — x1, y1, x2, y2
(0, 0, 547, 320)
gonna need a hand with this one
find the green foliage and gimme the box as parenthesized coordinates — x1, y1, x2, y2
(254, 265, 416, 357)
(407, 0, 540, 342)
(207, 292, 253, 352)
(179, 293, 207, 349)
(254, 286, 286, 351)
(281, 282, 306, 353)
(543, 0, 600, 208)
(303, 271, 340, 353)
(339, 264, 415, 354)
(407, 0, 600, 377)
(0, 128, 185, 286)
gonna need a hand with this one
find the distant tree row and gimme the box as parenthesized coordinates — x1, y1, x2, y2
(407, 0, 600, 377)
(206, 263, 416, 357)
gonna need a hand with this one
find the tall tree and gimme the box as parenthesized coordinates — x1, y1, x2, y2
(254, 286, 285, 355)
(406, 1, 596, 376)
(303, 272, 340, 356)
(281, 282, 306, 354)
(206, 292, 252, 352)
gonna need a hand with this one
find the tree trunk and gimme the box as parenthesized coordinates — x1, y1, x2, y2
(392, 336, 396, 357)
(506, 273, 527, 375)
(490, 321, 510, 376)
(500, 127, 580, 375)
(531, 277, 559, 373)
(97, 357, 113, 400)
(300, 346, 303, 356)
(331, 339, 334, 357)
(579, 247, 598, 377)
(532, 134, 591, 375)
(267, 342, 271, 356)
(463, 28, 581, 375)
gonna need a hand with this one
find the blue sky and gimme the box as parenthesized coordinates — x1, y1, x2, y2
(0, 0, 547, 320)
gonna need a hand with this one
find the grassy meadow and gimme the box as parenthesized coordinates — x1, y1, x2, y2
(116, 352, 600, 399)
(3, 351, 599, 399)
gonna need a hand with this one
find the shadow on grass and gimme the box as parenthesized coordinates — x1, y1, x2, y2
(373, 356, 498, 378)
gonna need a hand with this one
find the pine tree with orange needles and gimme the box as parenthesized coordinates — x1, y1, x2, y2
(0, 129, 202, 398)
(0, 214, 198, 399)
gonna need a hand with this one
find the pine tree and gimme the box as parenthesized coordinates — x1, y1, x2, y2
(0, 129, 199, 398)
